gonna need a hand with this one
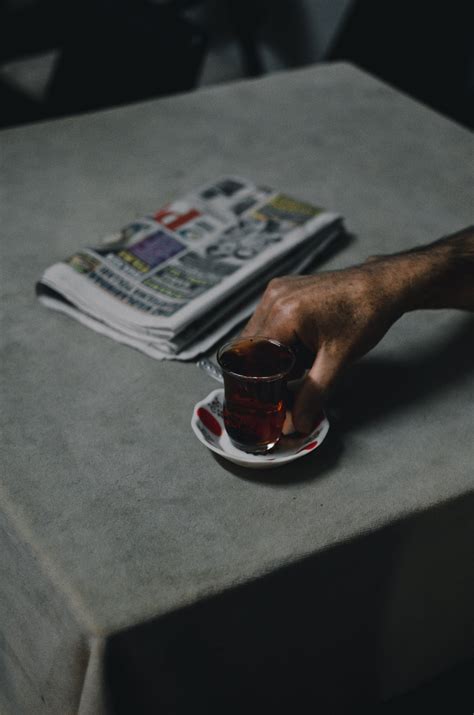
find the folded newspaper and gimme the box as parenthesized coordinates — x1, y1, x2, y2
(37, 176, 343, 360)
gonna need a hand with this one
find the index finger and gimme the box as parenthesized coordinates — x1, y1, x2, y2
(240, 299, 313, 383)
(240, 305, 296, 345)
(240, 306, 267, 338)
(241, 279, 296, 342)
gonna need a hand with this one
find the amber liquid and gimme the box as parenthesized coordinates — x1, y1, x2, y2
(219, 339, 294, 453)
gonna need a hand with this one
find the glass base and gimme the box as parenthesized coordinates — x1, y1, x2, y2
(229, 438, 279, 455)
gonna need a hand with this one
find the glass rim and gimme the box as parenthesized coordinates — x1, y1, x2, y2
(216, 335, 295, 382)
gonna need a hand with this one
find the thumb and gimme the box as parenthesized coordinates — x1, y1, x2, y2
(292, 346, 342, 434)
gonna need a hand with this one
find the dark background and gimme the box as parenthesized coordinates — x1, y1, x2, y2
(1, 0, 473, 130)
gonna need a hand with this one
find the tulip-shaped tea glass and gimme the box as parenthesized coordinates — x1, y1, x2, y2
(217, 336, 295, 454)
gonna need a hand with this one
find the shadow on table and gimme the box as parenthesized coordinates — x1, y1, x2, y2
(332, 313, 474, 434)
(211, 427, 344, 486)
(104, 491, 474, 714)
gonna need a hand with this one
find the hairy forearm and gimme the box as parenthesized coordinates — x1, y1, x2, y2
(366, 226, 474, 316)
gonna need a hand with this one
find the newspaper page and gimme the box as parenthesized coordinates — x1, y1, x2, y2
(38, 177, 342, 360)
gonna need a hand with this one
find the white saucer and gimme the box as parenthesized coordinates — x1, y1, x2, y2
(191, 388, 330, 469)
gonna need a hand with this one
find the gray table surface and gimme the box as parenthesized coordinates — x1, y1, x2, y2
(1, 62, 473, 714)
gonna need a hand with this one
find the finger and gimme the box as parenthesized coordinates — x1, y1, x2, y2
(292, 347, 343, 434)
(240, 309, 266, 337)
(282, 410, 296, 435)
(241, 292, 278, 337)
(243, 302, 315, 380)
(241, 304, 296, 345)
(241, 277, 294, 338)
(291, 342, 314, 377)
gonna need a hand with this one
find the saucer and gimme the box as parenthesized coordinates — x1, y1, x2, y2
(191, 388, 330, 469)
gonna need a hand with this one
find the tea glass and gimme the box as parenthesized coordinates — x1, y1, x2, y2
(217, 336, 295, 454)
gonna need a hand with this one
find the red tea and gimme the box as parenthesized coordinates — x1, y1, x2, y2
(217, 337, 295, 453)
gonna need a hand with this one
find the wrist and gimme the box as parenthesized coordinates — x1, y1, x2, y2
(389, 249, 446, 312)
(361, 246, 448, 316)
(372, 226, 474, 312)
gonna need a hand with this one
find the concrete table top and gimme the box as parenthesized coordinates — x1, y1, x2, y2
(1, 62, 473, 714)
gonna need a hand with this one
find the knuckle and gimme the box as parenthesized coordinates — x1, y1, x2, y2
(265, 277, 286, 301)
(270, 295, 298, 323)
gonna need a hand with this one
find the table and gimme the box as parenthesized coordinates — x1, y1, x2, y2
(1, 62, 473, 714)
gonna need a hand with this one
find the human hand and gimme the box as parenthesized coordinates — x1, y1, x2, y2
(241, 226, 474, 434)
(241, 262, 404, 434)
